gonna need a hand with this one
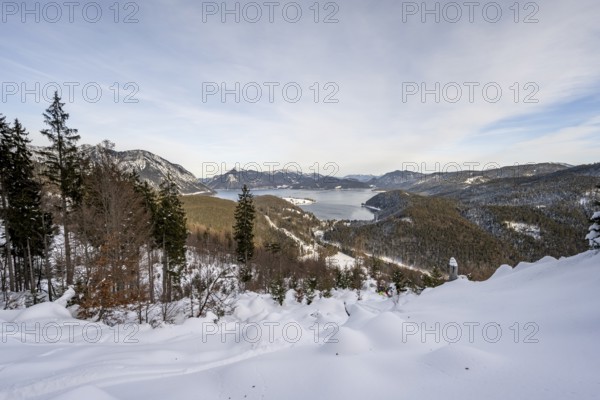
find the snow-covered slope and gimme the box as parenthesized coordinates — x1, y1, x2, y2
(204, 169, 370, 190)
(1, 251, 599, 399)
(106, 149, 213, 195)
(30, 145, 214, 195)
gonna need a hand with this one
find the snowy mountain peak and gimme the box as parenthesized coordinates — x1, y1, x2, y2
(32, 145, 214, 195)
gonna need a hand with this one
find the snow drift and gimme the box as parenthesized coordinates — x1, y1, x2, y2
(0, 251, 599, 400)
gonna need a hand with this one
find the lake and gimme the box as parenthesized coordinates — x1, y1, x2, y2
(214, 189, 378, 221)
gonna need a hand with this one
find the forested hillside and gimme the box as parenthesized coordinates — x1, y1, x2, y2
(324, 165, 598, 279)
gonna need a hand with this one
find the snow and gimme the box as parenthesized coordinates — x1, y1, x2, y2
(586, 224, 599, 239)
(263, 215, 319, 260)
(181, 191, 212, 196)
(53, 287, 76, 308)
(586, 222, 600, 247)
(489, 264, 513, 280)
(369, 254, 430, 276)
(326, 252, 356, 270)
(464, 176, 488, 185)
(1, 251, 600, 399)
(503, 221, 541, 240)
(11, 302, 72, 323)
(263, 215, 362, 271)
(362, 204, 381, 212)
(282, 197, 316, 206)
(49, 386, 118, 400)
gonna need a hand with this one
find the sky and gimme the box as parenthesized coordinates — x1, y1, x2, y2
(1, 0, 599, 178)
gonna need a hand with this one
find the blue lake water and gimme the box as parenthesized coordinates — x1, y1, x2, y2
(214, 189, 378, 221)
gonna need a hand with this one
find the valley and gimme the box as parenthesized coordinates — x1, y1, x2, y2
(183, 161, 600, 281)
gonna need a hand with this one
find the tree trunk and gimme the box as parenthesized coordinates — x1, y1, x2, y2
(41, 212, 53, 301)
(137, 263, 143, 324)
(1, 258, 6, 299)
(5, 229, 15, 292)
(148, 247, 154, 302)
(1, 194, 15, 292)
(162, 234, 169, 302)
(62, 194, 74, 285)
(13, 254, 21, 291)
(44, 245, 53, 301)
(27, 240, 36, 303)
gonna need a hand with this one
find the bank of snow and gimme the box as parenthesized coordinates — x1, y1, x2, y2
(282, 197, 316, 206)
(1, 251, 599, 400)
(504, 221, 541, 240)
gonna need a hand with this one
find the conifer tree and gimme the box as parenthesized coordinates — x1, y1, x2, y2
(1, 118, 53, 296)
(233, 185, 255, 286)
(391, 267, 408, 293)
(422, 266, 444, 288)
(132, 177, 160, 302)
(587, 213, 600, 250)
(303, 276, 318, 305)
(154, 178, 187, 301)
(269, 275, 286, 306)
(40, 92, 82, 285)
(6, 120, 53, 297)
(334, 266, 350, 289)
(0, 114, 16, 291)
(586, 187, 600, 250)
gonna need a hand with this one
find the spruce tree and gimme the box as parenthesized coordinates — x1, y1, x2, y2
(40, 92, 82, 285)
(303, 276, 318, 305)
(586, 185, 600, 250)
(154, 178, 187, 301)
(422, 266, 444, 288)
(6, 120, 53, 297)
(233, 185, 255, 286)
(0, 118, 53, 296)
(269, 275, 286, 306)
(132, 177, 160, 302)
(587, 213, 600, 250)
(0, 114, 16, 291)
(391, 267, 408, 293)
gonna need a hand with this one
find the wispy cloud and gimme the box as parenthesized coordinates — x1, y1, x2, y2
(1, 0, 599, 176)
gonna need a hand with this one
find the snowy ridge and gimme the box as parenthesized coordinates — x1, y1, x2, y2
(204, 169, 369, 190)
(92, 148, 214, 195)
(29, 145, 214, 195)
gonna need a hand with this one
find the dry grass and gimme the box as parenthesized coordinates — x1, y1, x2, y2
(180, 195, 236, 235)
(180, 194, 320, 247)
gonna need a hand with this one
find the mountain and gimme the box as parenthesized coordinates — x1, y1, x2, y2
(323, 163, 600, 279)
(369, 163, 571, 194)
(367, 170, 425, 189)
(204, 169, 370, 190)
(343, 174, 380, 183)
(442, 163, 600, 206)
(32, 145, 214, 195)
(84, 147, 214, 195)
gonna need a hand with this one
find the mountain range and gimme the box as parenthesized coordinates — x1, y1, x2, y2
(203, 169, 370, 190)
(30, 143, 597, 278)
(324, 162, 600, 279)
(30, 145, 214, 195)
(31, 144, 599, 207)
(365, 163, 572, 194)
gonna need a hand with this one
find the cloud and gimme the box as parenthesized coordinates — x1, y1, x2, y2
(2, 0, 599, 177)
